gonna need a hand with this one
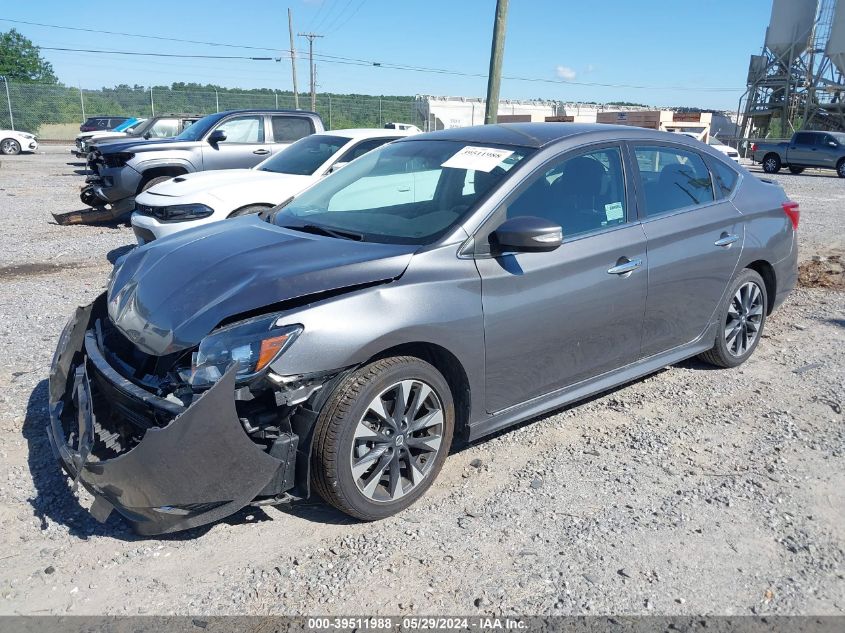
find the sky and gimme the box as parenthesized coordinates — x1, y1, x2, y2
(0, 0, 774, 111)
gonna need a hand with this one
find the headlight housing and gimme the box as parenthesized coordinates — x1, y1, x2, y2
(189, 315, 302, 389)
(137, 203, 214, 223)
(103, 152, 134, 168)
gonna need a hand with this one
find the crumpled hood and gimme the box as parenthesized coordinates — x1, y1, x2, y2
(108, 216, 416, 355)
(96, 137, 191, 154)
(144, 169, 312, 201)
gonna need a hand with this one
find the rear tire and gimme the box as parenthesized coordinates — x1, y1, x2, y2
(698, 269, 768, 369)
(311, 356, 454, 521)
(788, 166, 804, 175)
(1, 138, 21, 155)
(762, 154, 781, 174)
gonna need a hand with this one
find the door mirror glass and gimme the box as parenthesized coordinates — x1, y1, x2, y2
(490, 216, 562, 254)
(208, 129, 227, 144)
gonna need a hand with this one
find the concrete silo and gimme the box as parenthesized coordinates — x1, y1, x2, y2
(740, 0, 845, 140)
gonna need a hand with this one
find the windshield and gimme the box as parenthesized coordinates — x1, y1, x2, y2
(123, 119, 147, 133)
(174, 113, 223, 141)
(273, 139, 531, 244)
(258, 134, 349, 175)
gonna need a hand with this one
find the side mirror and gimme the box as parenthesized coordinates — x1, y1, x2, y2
(327, 161, 348, 174)
(143, 132, 151, 139)
(829, 141, 838, 147)
(489, 216, 563, 254)
(208, 130, 227, 144)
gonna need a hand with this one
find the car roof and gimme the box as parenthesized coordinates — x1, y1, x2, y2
(398, 122, 706, 149)
(215, 109, 321, 117)
(321, 128, 416, 140)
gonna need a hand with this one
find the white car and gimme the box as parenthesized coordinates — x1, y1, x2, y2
(131, 128, 416, 244)
(0, 129, 38, 155)
(708, 137, 740, 161)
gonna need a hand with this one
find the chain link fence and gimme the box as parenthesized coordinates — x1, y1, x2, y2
(0, 80, 426, 140)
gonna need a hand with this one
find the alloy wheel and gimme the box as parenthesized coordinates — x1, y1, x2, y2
(764, 158, 778, 172)
(1, 139, 19, 155)
(724, 281, 764, 357)
(839, 162, 845, 177)
(350, 379, 444, 503)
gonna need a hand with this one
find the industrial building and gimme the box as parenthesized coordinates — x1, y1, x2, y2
(740, 0, 845, 138)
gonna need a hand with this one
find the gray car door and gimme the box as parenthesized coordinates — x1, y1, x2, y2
(474, 144, 648, 413)
(631, 143, 743, 357)
(201, 114, 273, 170)
(788, 132, 822, 166)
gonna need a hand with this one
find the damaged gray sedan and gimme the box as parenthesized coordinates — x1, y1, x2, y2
(48, 124, 798, 535)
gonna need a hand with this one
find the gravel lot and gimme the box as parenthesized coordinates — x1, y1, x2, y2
(0, 147, 842, 616)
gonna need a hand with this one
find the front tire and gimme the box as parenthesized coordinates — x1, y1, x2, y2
(837, 159, 845, 178)
(139, 175, 173, 193)
(1, 138, 21, 155)
(698, 269, 768, 368)
(762, 154, 781, 174)
(311, 356, 454, 520)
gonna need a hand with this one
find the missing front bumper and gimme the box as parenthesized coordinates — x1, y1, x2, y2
(47, 297, 295, 535)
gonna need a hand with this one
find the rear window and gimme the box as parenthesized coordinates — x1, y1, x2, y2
(272, 116, 315, 143)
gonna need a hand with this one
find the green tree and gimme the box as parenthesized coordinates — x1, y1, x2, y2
(0, 28, 58, 83)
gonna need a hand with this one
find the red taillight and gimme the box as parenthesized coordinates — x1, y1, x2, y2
(782, 201, 800, 229)
(751, 143, 758, 152)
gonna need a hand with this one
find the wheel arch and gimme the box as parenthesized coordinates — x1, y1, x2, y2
(135, 164, 191, 193)
(366, 341, 472, 445)
(745, 259, 776, 315)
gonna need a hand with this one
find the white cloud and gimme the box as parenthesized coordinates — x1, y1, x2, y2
(555, 65, 577, 81)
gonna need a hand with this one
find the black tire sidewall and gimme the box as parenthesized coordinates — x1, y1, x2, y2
(228, 204, 271, 218)
(140, 176, 172, 192)
(837, 160, 845, 178)
(711, 270, 768, 368)
(316, 357, 455, 520)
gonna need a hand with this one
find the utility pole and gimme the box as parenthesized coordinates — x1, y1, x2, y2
(298, 32, 324, 112)
(484, 0, 509, 125)
(288, 8, 300, 109)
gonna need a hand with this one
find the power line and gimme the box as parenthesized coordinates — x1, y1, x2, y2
(39, 47, 275, 61)
(321, 0, 356, 33)
(1, 17, 741, 93)
(326, 0, 368, 34)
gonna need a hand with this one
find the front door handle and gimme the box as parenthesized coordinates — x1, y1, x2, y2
(397, 186, 411, 192)
(253, 149, 271, 155)
(607, 257, 642, 276)
(714, 233, 740, 247)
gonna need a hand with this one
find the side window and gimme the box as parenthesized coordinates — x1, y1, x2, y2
(180, 119, 196, 133)
(794, 132, 814, 146)
(214, 116, 265, 143)
(271, 116, 314, 143)
(633, 146, 714, 217)
(505, 146, 627, 238)
(337, 138, 396, 163)
(711, 160, 739, 198)
(147, 118, 180, 138)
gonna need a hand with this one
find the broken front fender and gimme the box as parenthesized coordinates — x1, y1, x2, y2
(47, 296, 289, 536)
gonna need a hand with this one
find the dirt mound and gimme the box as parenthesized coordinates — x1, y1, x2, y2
(798, 254, 845, 289)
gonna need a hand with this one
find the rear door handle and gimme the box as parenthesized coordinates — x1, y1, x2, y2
(607, 257, 642, 275)
(714, 233, 740, 247)
(397, 186, 411, 192)
(253, 149, 271, 155)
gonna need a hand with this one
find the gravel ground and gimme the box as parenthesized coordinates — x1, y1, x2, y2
(0, 147, 842, 616)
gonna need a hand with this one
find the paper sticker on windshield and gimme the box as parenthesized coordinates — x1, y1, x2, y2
(441, 146, 514, 172)
(605, 202, 624, 221)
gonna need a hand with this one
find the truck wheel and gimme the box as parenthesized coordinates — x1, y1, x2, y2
(311, 356, 454, 521)
(762, 154, 781, 174)
(837, 159, 845, 178)
(139, 176, 172, 192)
(788, 166, 804, 175)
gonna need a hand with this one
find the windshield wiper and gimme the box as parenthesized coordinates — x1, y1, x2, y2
(281, 223, 364, 241)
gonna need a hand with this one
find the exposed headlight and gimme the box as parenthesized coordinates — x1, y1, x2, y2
(139, 203, 214, 223)
(189, 315, 302, 388)
(103, 152, 134, 168)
